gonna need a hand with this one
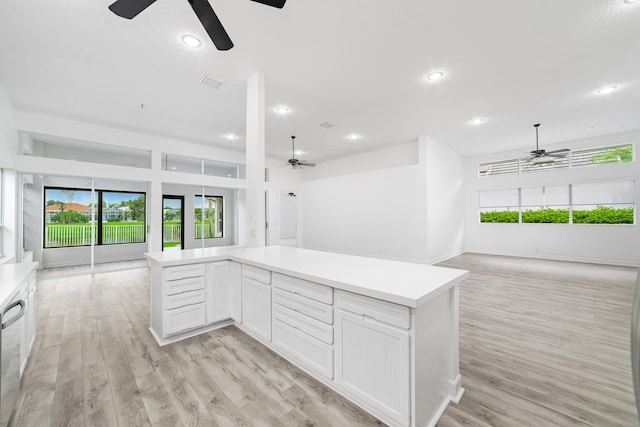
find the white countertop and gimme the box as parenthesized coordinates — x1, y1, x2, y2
(0, 262, 38, 309)
(145, 246, 468, 308)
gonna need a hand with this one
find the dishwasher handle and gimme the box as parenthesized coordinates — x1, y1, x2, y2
(1, 299, 26, 330)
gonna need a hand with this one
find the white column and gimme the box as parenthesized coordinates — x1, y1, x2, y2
(245, 73, 266, 247)
(149, 150, 163, 252)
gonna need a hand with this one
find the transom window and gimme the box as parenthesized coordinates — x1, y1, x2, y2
(479, 143, 634, 177)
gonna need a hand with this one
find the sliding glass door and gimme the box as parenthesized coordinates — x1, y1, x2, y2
(162, 195, 184, 251)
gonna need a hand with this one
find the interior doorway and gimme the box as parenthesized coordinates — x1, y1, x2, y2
(162, 195, 184, 251)
(280, 190, 298, 247)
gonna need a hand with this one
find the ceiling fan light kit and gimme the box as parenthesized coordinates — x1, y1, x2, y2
(108, 0, 287, 50)
(526, 123, 570, 164)
(287, 136, 316, 169)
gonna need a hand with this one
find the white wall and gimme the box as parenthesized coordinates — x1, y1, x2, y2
(299, 139, 465, 264)
(424, 136, 465, 264)
(0, 84, 17, 169)
(0, 84, 18, 262)
(464, 130, 640, 266)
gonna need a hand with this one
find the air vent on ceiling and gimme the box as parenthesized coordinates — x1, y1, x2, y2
(320, 122, 335, 128)
(199, 74, 224, 89)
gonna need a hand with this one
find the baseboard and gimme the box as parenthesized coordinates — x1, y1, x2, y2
(465, 249, 639, 267)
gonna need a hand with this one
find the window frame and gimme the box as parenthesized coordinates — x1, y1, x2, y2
(478, 180, 635, 225)
(43, 186, 147, 249)
(194, 194, 224, 239)
(478, 143, 635, 177)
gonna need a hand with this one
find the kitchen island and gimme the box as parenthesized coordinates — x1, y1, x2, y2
(145, 246, 469, 427)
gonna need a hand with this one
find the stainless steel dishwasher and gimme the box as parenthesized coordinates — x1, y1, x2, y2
(0, 293, 26, 427)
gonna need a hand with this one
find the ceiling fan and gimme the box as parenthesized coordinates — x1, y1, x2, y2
(287, 136, 316, 168)
(526, 123, 570, 164)
(108, 0, 286, 51)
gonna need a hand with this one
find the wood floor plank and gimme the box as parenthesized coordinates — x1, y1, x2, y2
(50, 378, 84, 427)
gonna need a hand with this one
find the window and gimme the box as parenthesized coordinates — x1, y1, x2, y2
(479, 189, 519, 223)
(44, 187, 146, 248)
(194, 195, 223, 238)
(478, 143, 634, 177)
(572, 144, 634, 168)
(521, 185, 570, 223)
(100, 191, 146, 244)
(572, 181, 634, 224)
(479, 181, 635, 225)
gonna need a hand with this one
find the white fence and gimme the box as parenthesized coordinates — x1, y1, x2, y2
(45, 223, 215, 247)
(45, 224, 146, 247)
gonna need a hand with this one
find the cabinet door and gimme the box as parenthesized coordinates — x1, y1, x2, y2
(164, 303, 206, 336)
(27, 281, 36, 352)
(335, 309, 410, 426)
(207, 262, 231, 324)
(230, 261, 242, 322)
(242, 278, 271, 342)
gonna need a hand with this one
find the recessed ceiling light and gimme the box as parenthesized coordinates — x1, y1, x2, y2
(275, 106, 289, 114)
(295, 150, 304, 156)
(224, 133, 238, 140)
(596, 85, 618, 95)
(470, 118, 485, 126)
(426, 71, 445, 81)
(347, 133, 362, 141)
(171, 166, 177, 170)
(182, 35, 201, 48)
(625, 0, 638, 3)
(587, 126, 597, 130)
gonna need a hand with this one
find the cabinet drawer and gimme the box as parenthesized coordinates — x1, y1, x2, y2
(273, 319, 333, 380)
(273, 273, 332, 304)
(165, 289, 205, 310)
(164, 276, 205, 296)
(242, 264, 271, 285)
(273, 288, 333, 325)
(273, 303, 333, 344)
(335, 290, 410, 329)
(165, 263, 205, 281)
(163, 303, 206, 336)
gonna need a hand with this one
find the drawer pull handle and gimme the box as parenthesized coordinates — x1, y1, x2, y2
(362, 314, 378, 323)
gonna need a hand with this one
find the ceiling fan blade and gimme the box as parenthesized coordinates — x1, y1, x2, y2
(250, 0, 286, 8)
(109, 0, 157, 19)
(298, 162, 316, 167)
(545, 148, 570, 155)
(188, 0, 234, 50)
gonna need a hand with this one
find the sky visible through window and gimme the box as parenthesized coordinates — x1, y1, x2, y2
(45, 189, 135, 206)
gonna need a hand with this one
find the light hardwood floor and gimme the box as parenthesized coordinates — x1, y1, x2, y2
(12, 254, 640, 426)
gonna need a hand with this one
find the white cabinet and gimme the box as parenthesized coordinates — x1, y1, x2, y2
(271, 273, 334, 380)
(26, 275, 36, 352)
(335, 291, 411, 426)
(230, 261, 242, 322)
(160, 263, 206, 337)
(242, 266, 271, 342)
(207, 261, 231, 323)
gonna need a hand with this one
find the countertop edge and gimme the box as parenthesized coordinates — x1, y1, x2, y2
(0, 262, 39, 310)
(144, 252, 469, 309)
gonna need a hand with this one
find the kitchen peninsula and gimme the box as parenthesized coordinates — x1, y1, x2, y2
(145, 246, 469, 427)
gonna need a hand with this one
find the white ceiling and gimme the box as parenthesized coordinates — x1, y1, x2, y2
(0, 0, 639, 163)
